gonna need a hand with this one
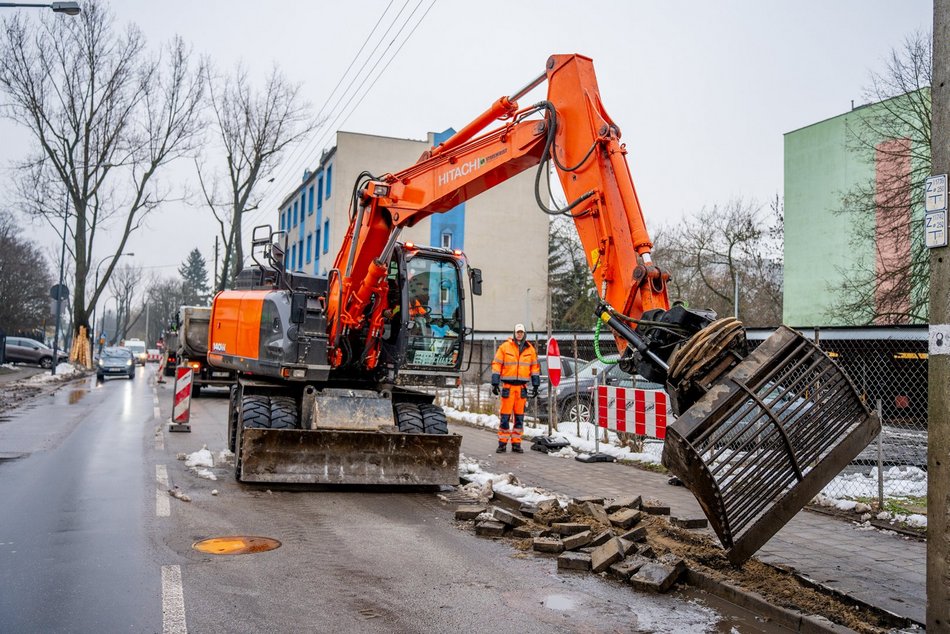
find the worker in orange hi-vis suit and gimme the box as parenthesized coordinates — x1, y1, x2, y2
(491, 324, 540, 453)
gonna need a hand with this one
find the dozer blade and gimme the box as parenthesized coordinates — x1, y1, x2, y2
(662, 325, 880, 564)
(239, 428, 461, 486)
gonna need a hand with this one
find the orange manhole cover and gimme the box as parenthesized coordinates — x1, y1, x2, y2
(192, 536, 281, 555)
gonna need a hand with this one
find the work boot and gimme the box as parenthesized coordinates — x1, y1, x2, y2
(496, 443, 507, 453)
(511, 444, 524, 453)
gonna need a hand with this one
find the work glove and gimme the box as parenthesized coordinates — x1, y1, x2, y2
(491, 384, 500, 396)
(530, 386, 539, 399)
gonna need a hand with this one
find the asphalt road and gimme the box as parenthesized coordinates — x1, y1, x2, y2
(0, 367, 786, 633)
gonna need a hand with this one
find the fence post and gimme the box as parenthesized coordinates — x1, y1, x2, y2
(877, 398, 885, 509)
(573, 333, 580, 437)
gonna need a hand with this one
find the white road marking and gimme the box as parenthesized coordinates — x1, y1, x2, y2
(155, 432, 164, 451)
(153, 396, 160, 406)
(161, 565, 187, 634)
(156, 465, 170, 517)
(154, 406, 162, 419)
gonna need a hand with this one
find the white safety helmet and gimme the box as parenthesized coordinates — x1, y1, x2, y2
(514, 323, 526, 334)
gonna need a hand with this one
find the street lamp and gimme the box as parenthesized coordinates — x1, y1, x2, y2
(0, 2, 81, 15)
(91, 252, 134, 351)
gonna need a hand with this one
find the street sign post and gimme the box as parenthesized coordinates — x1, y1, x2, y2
(926, 174, 948, 249)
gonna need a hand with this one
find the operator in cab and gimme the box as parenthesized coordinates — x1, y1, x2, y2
(490, 324, 540, 453)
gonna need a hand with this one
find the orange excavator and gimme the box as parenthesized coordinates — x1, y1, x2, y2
(209, 54, 878, 563)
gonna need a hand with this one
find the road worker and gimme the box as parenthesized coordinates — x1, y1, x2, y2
(490, 324, 540, 453)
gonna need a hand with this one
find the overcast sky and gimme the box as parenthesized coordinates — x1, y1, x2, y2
(0, 0, 933, 283)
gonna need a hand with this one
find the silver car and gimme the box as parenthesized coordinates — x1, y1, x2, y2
(3, 336, 67, 368)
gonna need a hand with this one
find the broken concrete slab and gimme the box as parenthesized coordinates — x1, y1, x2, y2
(605, 495, 642, 512)
(562, 530, 593, 551)
(572, 495, 605, 505)
(537, 498, 561, 513)
(455, 505, 487, 521)
(637, 544, 656, 559)
(619, 525, 647, 543)
(629, 561, 683, 593)
(589, 529, 615, 547)
(671, 516, 708, 529)
(583, 501, 612, 525)
(618, 538, 638, 556)
(511, 526, 543, 539)
(519, 504, 539, 518)
(557, 551, 591, 571)
(590, 537, 625, 573)
(532, 537, 565, 554)
(609, 555, 651, 579)
(551, 522, 592, 536)
(491, 507, 527, 527)
(608, 508, 643, 529)
(658, 553, 687, 577)
(475, 520, 506, 537)
(641, 501, 671, 516)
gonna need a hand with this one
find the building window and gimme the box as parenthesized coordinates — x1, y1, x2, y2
(317, 176, 323, 208)
(291, 243, 297, 270)
(441, 231, 452, 249)
(306, 234, 312, 263)
(325, 165, 332, 199)
(301, 190, 307, 218)
(293, 201, 298, 226)
(323, 220, 330, 253)
(279, 212, 284, 232)
(298, 240, 303, 268)
(308, 185, 314, 215)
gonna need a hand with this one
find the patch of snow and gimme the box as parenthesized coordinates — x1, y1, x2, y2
(25, 363, 82, 382)
(192, 468, 217, 481)
(459, 459, 566, 508)
(185, 446, 214, 468)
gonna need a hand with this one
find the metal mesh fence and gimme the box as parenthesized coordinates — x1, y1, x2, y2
(456, 327, 928, 515)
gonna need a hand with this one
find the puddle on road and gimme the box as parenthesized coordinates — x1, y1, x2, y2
(68, 390, 87, 404)
(541, 594, 577, 611)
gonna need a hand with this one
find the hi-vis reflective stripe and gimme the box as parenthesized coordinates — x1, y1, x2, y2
(596, 385, 671, 440)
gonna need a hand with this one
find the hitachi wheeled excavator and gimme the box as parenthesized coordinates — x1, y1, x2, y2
(208, 54, 879, 563)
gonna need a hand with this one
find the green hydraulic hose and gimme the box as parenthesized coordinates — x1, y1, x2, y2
(593, 317, 619, 365)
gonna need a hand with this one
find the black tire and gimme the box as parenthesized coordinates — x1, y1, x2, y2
(394, 402, 424, 434)
(240, 394, 271, 429)
(560, 396, 593, 425)
(227, 385, 239, 453)
(192, 384, 202, 399)
(419, 403, 448, 435)
(269, 396, 299, 429)
(39, 356, 52, 369)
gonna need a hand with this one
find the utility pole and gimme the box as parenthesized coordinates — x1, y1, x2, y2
(928, 1, 949, 629)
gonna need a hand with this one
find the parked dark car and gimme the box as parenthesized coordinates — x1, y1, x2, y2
(97, 346, 136, 381)
(537, 355, 665, 424)
(3, 336, 67, 368)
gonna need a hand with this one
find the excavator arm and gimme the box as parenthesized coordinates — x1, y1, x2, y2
(328, 54, 671, 374)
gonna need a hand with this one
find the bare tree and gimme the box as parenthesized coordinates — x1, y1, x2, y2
(107, 263, 142, 343)
(548, 216, 598, 329)
(197, 64, 317, 291)
(652, 198, 783, 327)
(830, 31, 932, 325)
(0, 2, 206, 337)
(0, 211, 54, 334)
(144, 276, 186, 345)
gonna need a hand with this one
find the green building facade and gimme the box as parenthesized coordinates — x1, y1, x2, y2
(783, 93, 928, 327)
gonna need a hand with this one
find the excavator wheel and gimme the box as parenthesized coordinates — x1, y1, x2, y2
(419, 403, 448, 434)
(241, 395, 272, 428)
(269, 396, 299, 430)
(394, 402, 425, 433)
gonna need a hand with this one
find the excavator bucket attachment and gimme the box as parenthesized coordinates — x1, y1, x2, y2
(238, 428, 461, 485)
(662, 326, 880, 564)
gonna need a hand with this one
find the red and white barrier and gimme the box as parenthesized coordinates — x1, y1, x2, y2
(596, 385, 670, 440)
(172, 366, 193, 426)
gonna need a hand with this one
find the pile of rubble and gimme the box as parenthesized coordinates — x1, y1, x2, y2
(455, 494, 708, 593)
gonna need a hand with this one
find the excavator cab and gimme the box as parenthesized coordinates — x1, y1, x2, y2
(381, 243, 471, 386)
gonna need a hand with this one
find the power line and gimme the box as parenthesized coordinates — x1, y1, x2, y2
(246, 0, 410, 217)
(242, 0, 436, 232)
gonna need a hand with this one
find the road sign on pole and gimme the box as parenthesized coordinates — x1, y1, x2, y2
(926, 175, 949, 249)
(546, 338, 561, 387)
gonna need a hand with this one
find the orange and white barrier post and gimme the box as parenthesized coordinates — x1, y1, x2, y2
(169, 366, 193, 432)
(597, 385, 671, 440)
(156, 352, 167, 383)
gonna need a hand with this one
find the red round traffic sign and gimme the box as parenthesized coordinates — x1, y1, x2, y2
(546, 338, 561, 387)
